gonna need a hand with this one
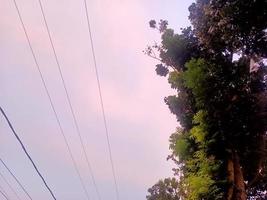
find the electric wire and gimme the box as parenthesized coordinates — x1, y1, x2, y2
(83, 1, 120, 199)
(36, 1, 100, 199)
(0, 158, 33, 200)
(0, 171, 21, 200)
(0, 184, 10, 200)
(12, 1, 91, 199)
(0, 106, 56, 200)
(0, 189, 9, 200)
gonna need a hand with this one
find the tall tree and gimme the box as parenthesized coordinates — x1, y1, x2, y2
(146, 178, 181, 200)
(145, 1, 267, 199)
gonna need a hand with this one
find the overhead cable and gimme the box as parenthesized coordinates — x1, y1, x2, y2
(0, 189, 9, 200)
(83, 1, 120, 199)
(0, 106, 56, 200)
(0, 158, 33, 200)
(0, 184, 10, 200)
(0, 171, 21, 200)
(12, 1, 91, 199)
(37, 0, 100, 199)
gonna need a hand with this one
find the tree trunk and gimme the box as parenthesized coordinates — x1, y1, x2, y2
(233, 151, 247, 200)
(227, 157, 234, 200)
(227, 151, 247, 200)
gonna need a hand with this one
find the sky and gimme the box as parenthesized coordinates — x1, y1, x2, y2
(0, 0, 192, 199)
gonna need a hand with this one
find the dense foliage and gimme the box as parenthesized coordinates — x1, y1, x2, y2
(146, 178, 181, 200)
(145, 1, 267, 199)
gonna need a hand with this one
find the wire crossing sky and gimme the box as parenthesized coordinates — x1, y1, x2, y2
(0, 189, 9, 200)
(83, 0, 120, 199)
(36, 0, 101, 199)
(11, 0, 93, 199)
(1, 0, 191, 199)
(0, 159, 33, 200)
(0, 184, 10, 200)
(0, 106, 57, 200)
(0, 171, 21, 200)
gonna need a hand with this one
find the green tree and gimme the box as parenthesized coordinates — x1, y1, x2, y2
(146, 178, 181, 200)
(145, 1, 267, 199)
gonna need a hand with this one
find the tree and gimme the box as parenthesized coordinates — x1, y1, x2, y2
(188, 0, 267, 57)
(145, 1, 267, 199)
(146, 178, 181, 200)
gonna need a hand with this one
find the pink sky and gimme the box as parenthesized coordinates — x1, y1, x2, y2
(0, 0, 191, 199)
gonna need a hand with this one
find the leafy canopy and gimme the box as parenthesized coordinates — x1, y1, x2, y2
(145, 0, 267, 199)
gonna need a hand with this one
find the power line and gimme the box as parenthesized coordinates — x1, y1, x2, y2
(0, 158, 33, 200)
(0, 106, 56, 200)
(0, 171, 21, 200)
(83, 1, 120, 199)
(12, 1, 91, 199)
(0, 184, 10, 200)
(0, 189, 9, 200)
(36, 1, 101, 199)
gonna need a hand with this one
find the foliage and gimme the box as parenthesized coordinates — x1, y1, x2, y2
(146, 178, 181, 200)
(188, 0, 267, 56)
(145, 0, 267, 199)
